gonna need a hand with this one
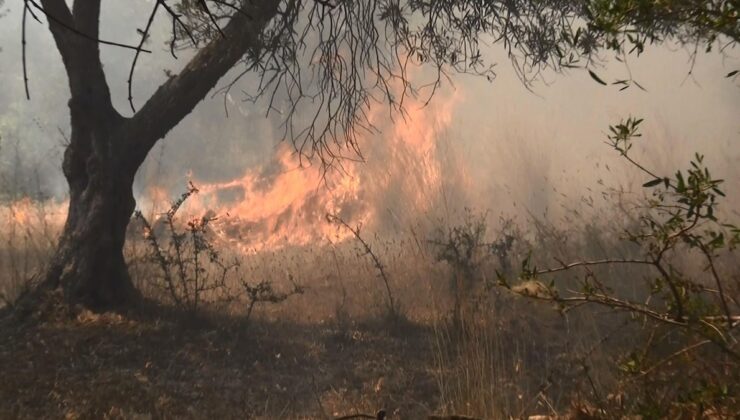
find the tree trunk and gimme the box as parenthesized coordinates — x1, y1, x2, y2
(42, 108, 141, 310)
(27, 0, 280, 312)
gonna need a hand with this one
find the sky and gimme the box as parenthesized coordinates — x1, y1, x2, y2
(0, 1, 738, 228)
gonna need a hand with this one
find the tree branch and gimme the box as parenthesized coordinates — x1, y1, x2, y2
(37, 0, 117, 116)
(125, 0, 280, 166)
(35, 0, 76, 65)
(127, 0, 162, 113)
(72, 0, 101, 38)
(534, 258, 654, 275)
(31, 0, 148, 55)
(21, 1, 33, 99)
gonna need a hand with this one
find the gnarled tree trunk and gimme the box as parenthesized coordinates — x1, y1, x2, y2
(30, 0, 278, 311)
(43, 110, 140, 309)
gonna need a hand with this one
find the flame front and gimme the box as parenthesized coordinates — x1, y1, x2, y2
(0, 88, 462, 254)
(170, 89, 463, 253)
(0, 197, 67, 237)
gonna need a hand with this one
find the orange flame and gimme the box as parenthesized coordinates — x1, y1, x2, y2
(0, 197, 68, 236)
(167, 88, 463, 253)
(1, 86, 464, 255)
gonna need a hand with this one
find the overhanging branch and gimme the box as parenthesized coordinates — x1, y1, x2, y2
(125, 1, 280, 165)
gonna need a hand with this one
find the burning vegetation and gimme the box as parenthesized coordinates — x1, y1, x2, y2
(1, 0, 739, 418)
(2, 99, 739, 418)
(166, 91, 461, 254)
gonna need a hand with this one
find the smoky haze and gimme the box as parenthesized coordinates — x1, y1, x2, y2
(0, 1, 738, 237)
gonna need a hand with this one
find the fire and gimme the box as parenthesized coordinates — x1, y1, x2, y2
(168, 88, 463, 253)
(183, 144, 367, 253)
(0, 86, 464, 255)
(0, 197, 68, 236)
(8, 197, 32, 225)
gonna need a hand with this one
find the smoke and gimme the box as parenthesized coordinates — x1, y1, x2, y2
(0, 1, 738, 249)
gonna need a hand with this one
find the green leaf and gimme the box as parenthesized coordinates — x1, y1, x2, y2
(588, 69, 607, 85)
(642, 178, 663, 188)
(712, 187, 726, 197)
(633, 80, 647, 91)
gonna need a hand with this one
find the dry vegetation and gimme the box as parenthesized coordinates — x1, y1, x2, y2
(1, 131, 739, 419)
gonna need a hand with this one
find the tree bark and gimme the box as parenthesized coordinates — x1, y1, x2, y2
(31, 0, 141, 310)
(43, 112, 141, 309)
(28, 0, 280, 311)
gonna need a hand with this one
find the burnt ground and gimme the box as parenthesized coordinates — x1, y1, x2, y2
(0, 304, 439, 419)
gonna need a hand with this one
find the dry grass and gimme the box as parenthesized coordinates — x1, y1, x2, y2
(0, 194, 738, 419)
(0, 198, 62, 305)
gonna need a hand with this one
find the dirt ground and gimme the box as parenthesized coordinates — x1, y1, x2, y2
(0, 302, 442, 419)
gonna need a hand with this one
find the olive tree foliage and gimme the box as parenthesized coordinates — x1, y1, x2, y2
(127, 0, 592, 166)
(14, 0, 739, 310)
(22, 0, 739, 167)
(176, 0, 739, 160)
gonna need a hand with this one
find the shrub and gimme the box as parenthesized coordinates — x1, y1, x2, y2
(495, 118, 740, 417)
(134, 183, 303, 317)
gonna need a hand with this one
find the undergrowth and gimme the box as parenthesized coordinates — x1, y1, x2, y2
(0, 120, 737, 417)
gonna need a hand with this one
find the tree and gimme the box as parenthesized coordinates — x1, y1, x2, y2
(17, 0, 738, 310)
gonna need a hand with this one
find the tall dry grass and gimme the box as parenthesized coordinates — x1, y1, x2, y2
(0, 198, 63, 305)
(0, 165, 737, 418)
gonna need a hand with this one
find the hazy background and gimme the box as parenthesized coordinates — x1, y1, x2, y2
(1, 1, 738, 227)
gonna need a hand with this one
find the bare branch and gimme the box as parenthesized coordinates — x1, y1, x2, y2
(126, 1, 281, 164)
(128, 0, 161, 112)
(30, 0, 151, 53)
(327, 213, 398, 318)
(534, 258, 654, 275)
(198, 0, 225, 38)
(21, 1, 31, 99)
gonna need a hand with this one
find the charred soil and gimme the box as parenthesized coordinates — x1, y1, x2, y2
(0, 304, 438, 419)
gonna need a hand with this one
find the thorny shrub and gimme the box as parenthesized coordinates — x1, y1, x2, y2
(327, 213, 401, 321)
(134, 183, 303, 317)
